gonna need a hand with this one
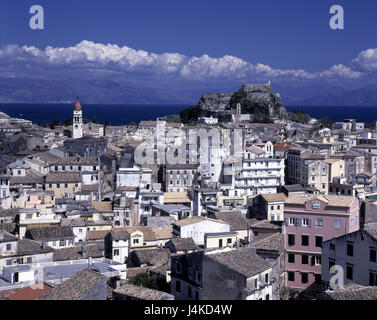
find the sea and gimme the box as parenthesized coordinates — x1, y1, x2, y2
(1, 103, 377, 126)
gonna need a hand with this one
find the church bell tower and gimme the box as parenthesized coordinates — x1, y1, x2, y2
(73, 98, 83, 139)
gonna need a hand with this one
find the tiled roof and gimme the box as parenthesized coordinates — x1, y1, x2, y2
(163, 192, 191, 204)
(113, 284, 174, 300)
(317, 284, 377, 300)
(260, 193, 286, 202)
(206, 248, 272, 278)
(166, 237, 198, 252)
(7, 283, 53, 300)
(129, 248, 171, 267)
(213, 211, 249, 231)
(87, 230, 110, 241)
(26, 226, 74, 241)
(285, 193, 355, 207)
(92, 201, 112, 213)
(251, 233, 284, 252)
(152, 228, 172, 240)
(125, 226, 157, 241)
(38, 269, 106, 300)
(45, 172, 81, 183)
(110, 228, 131, 241)
(0, 231, 18, 243)
(53, 243, 103, 261)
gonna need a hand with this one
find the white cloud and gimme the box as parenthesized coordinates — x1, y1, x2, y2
(352, 48, 377, 72)
(0, 40, 371, 83)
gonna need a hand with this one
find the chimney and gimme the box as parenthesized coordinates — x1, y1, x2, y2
(82, 244, 88, 259)
(88, 256, 93, 269)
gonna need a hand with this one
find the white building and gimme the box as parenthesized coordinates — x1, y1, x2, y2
(73, 99, 83, 139)
(234, 143, 285, 196)
(172, 216, 230, 246)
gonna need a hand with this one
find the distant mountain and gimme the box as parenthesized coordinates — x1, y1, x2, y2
(290, 88, 377, 106)
(0, 78, 197, 105)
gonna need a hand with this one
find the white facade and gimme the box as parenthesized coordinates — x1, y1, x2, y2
(235, 144, 285, 196)
(173, 219, 230, 246)
(73, 102, 83, 139)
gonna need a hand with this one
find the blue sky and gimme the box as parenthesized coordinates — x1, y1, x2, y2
(1, 0, 377, 103)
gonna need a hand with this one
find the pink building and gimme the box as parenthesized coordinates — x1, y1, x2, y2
(25, 190, 55, 212)
(284, 193, 359, 297)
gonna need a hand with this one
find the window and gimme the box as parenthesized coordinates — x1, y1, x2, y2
(188, 286, 192, 298)
(6, 244, 11, 251)
(301, 273, 309, 284)
(301, 235, 309, 246)
(175, 280, 181, 292)
(312, 201, 320, 209)
(271, 205, 274, 211)
(289, 218, 296, 226)
(176, 262, 181, 273)
(64, 183, 68, 188)
(347, 243, 354, 257)
(288, 271, 295, 282)
(227, 238, 232, 244)
(133, 239, 139, 244)
(265, 294, 270, 300)
(113, 249, 119, 256)
(302, 218, 309, 226)
(334, 220, 341, 229)
(370, 272, 376, 286)
(329, 259, 335, 270)
(330, 243, 336, 251)
(265, 273, 269, 284)
(316, 219, 323, 227)
(301, 255, 309, 265)
(315, 256, 322, 265)
(60, 240, 65, 246)
(370, 249, 377, 262)
(288, 254, 295, 263)
(254, 278, 258, 288)
(315, 274, 322, 284)
(315, 236, 323, 248)
(27, 257, 32, 264)
(346, 265, 353, 280)
(288, 234, 295, 246)
(56, 183, 60, 188)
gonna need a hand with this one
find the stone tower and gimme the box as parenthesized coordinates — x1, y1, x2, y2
(73, 99, 83, 139)
(236, 103, 242, 115)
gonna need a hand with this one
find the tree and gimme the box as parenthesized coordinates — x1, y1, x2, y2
(49, 120, 61, 129)
(64, 117, 73, 126)
(129, 272, 170, 293)
(129, 273, 158, 290)
(179, 105, 201, 123)
(290, 110, 311, 124)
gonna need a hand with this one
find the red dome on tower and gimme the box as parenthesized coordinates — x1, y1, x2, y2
(74, 99, 82, 111)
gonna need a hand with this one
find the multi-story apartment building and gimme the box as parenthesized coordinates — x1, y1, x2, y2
(287, 148, 329, 193)
(321, 224, 377, 289)
(284, 193, 359, 298)
(171, 247, 274, 300)
(234, 143, 285, 197)
(164, 164, 198, 193)
(330, 151, 364, 184)
(0, 174, 11, 209)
